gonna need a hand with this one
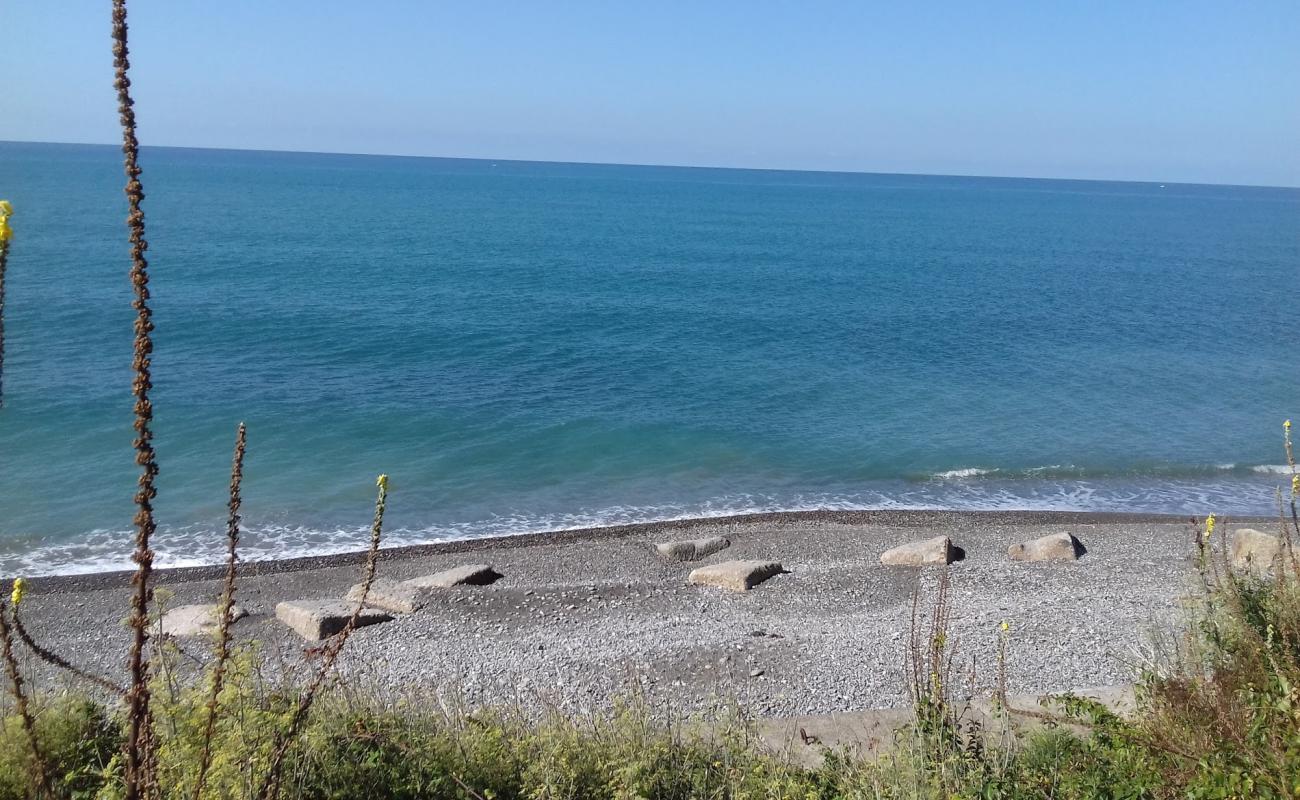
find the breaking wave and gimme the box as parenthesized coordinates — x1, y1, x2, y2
(6, 471, 1290, 577)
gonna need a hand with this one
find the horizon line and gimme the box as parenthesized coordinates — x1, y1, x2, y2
(5, 138, 1298, 191)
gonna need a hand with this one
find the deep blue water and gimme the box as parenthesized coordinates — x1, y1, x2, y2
(0, 142, 1296, 575)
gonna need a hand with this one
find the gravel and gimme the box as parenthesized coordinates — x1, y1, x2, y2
(11, 510, 1222, 717)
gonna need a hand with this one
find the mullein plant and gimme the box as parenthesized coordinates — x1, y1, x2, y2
(0, 581, 54, 799)
(0, 4, 392, 798)
(906, 566, 961, 762)
(1285, 420, 1299, 548)
(110, 1, 162, 793)
(255, 475, 390, 800)
(10, 597, 125, 695)
(191, 423, 247, 800)
(0, 199, 12, 407)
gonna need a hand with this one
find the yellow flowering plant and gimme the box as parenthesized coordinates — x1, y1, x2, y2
(0, 199, 12, 243)
(10, 578, 25, 607)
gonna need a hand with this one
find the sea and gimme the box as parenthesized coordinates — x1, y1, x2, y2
(0, 141, 1296, 576)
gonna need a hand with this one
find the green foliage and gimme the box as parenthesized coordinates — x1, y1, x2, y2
(0, 696, 119, 800)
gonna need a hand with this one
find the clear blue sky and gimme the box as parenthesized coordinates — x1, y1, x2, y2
(4, 1, 1298, 186)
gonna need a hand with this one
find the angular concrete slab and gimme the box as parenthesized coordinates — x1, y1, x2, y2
(688, 560, 784, 592)
(275, 600, 392, 640)
(656, 536, 731, 562)
(1008, 532, 1082, 562)
(160, 603, 247, 637)
(758, 685, 1136, 768)
(403, 564, 502, 590)
(1231, 528, 1283, 575)
(346, 577, 427, 614)
(880, 536, 956, 566)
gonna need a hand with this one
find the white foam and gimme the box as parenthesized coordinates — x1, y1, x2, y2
(1250, 464, 1297, 474)
(3, 476, 1288, 577)
(931, 467, 997, 479)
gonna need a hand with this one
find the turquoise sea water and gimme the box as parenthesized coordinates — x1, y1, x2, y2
(0, 142, 1296, 575)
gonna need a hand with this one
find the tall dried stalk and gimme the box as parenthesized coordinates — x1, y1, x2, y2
(255, 475, 390, 800)
(0, 603, 54, 799)
(906, 567, 960, 760)
(1285, 421, 1299, 544)
(111, 1, 161, 796)
(192, 423, 247, 800)
(10, 609, 126, 695)
(0, 229, 8, 408)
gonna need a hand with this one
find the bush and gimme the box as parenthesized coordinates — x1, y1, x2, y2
(0, 696, 119, 800)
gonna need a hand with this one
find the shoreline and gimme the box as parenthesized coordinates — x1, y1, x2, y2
(21, 508, 1230, 591)
(13, 510, 1243, 716)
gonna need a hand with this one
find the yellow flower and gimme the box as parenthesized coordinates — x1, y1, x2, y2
(1000, 620, 1010, 633)
(1205, 514, 1216, 537)
(376, 474, 389, 491)
(0, 200, 11, 215)
(10, 578, 26, 607)
(0, 200, 11, 243)
(1292, 474, 1299, 498)
(1287, 419, 1293, 431)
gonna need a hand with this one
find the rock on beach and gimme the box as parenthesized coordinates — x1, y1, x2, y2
(688, 560, 784, 592)
(1008, 532, 1083, 562)
(160, 603, 247, 637)
(1230, 528, 1283, 575)
(346, 577, 428, 614)
(275, 600, 392, 640)
(880, 536, 956, 566)
(404, 564, 502, 590)
(655, 536, 731, 562)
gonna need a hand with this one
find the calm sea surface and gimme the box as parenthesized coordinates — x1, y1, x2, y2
(0, 142, 1296, 575)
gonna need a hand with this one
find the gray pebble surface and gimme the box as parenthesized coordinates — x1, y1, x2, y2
(12, 510, 1223, 717)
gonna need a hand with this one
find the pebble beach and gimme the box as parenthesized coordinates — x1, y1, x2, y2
(11, 509, 1242, 718)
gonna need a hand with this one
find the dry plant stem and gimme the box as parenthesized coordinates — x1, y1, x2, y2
(255, 478, 388, 800)
(10, 609, 126, 695)
(451, 773, 490, 800)
(906, 567, 962, 762)
(191, 422, 247, 800)
(907, 583, 923, 708)
(112, 0, 161, 796)
(1285, 426, 1300, 544)
(0, 240, 7, 407)
(0, 604, 54, 799)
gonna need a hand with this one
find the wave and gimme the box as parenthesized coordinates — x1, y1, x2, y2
(4, 472, 1290, 577)
(922, 463, 1296, 481)
(930, 467, 999, 479)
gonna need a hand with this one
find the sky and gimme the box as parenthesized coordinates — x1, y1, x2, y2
(3, 1, 1298, 186)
